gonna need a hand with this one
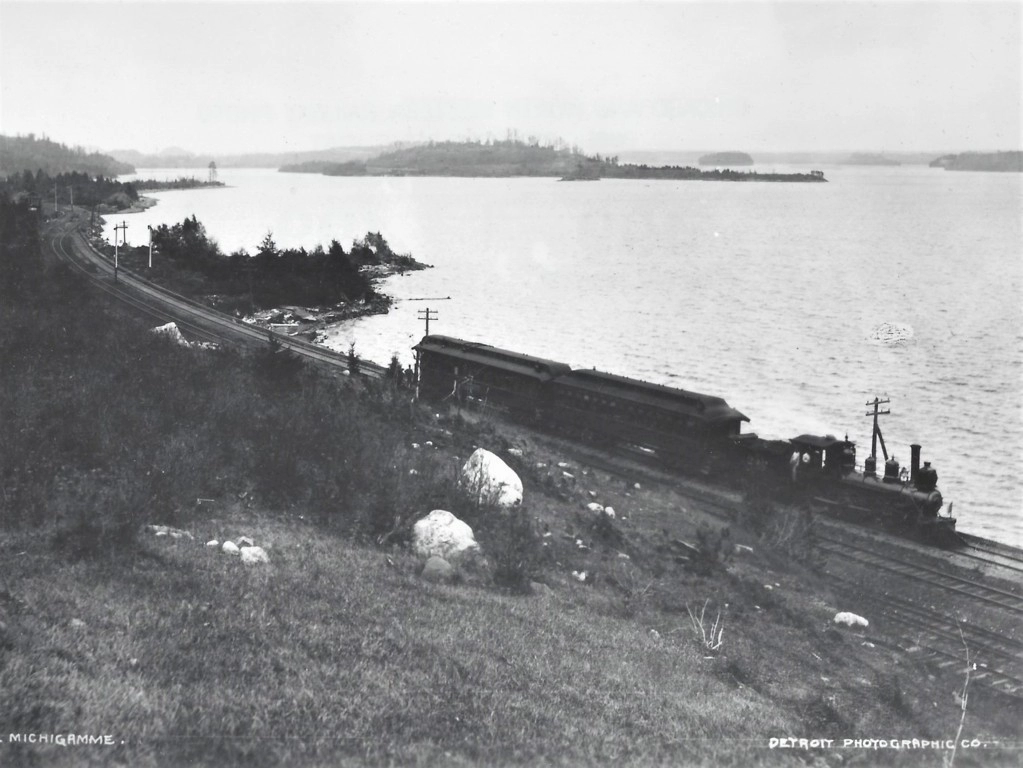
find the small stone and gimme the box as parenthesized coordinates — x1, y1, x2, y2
(508, 448, 523, 457)
(557, 462, 570, 469)
(240, 546, 269, 564)
(206, 540, 219, 548)
(834, 612, 869, 628)
(588, 490, 598, 498)
(421, 556, 455, 582)
(603, 506, 616, 519)
(70, 618, 86, 629)
(585, 502, 605, 514)
(571, 570, 588, 583)
(237, 536, 255, 547)
(617, 552, 630, 560)
(735, 544, 754, 555)
(633, 483, 641, 490)
(425, 441, 434, 447)
(411, 443, 420, 449)
(222, 541, 240, 555)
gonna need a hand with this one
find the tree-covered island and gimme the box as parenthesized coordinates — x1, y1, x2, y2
(95, 216, 429, 333)
(281, 139, 827, 182)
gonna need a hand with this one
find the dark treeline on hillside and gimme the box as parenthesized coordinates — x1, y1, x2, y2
(1, 133, 134, 177)
(115, 216, 424, 313)
(1, 168, 140, 211)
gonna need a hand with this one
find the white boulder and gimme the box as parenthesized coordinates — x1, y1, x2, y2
(412, 510, 480, 562)
(585, 502, 605, 514)
(459, 448, 523, 508)
(240, 546, 269, 564)
(151, 322, 216, 349)
(206, 540, 219, 548)
(222, 541, 240, 555)
(834, 612, 869, 628)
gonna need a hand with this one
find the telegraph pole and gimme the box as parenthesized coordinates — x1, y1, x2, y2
(417, 307, 438, 337)
(113, 221, 128, 283)
(53, 185, 58, 214)
(67, 186, 74, 211)
(147, 225, 154, 268)
(865, 396, 891, 461)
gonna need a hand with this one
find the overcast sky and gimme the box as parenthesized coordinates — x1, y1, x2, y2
(1, 1, 1019, 155)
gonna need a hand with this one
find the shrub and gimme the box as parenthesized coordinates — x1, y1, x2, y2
(472, 510, 542, 593)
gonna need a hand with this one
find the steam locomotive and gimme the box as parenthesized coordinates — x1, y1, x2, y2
(414, 335, 956, 537)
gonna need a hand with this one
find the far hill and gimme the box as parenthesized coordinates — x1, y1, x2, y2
(929, 151, 1023, 172)
(698, 151, 754, 166)
(109, 144, 401, 170)
(1, 134, 134, 177)
(843, 153, 900, 166)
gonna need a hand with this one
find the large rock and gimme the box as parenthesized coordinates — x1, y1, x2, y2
(412, 510, 479, 562)
(834, 612, 869, 628)
(459, 448, 523, 508)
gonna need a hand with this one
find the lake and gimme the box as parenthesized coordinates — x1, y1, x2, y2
(104, 164, 1022, 545)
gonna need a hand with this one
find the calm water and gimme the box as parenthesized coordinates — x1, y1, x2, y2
(105, 166, 1023, 545)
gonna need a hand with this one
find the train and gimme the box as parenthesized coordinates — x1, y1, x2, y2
(413, 334, 957, 539)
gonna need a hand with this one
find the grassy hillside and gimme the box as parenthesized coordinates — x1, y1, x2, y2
(1, 198, 1019, 765)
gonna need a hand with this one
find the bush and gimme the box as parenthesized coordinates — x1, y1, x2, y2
(683, 525, 733, 576)
(472, 510, 543, 593)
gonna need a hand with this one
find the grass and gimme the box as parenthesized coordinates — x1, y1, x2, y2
(2, 517, 797, 767)
(2, 199, 1021, 766)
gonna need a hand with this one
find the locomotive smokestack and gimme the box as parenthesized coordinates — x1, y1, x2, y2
(910, 444, 921, 485)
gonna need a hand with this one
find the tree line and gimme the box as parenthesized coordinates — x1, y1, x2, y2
(121, 216, 426, 313)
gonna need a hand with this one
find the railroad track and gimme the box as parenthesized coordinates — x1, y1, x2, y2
(47, 213, 383, 377)
(816, 535, 1023, 616)
(827, 575, 1023, 698)
(956, 534, 1023, 576)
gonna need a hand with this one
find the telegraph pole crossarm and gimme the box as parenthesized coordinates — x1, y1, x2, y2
(865, 397, 891, 461)
(417, 307, 439, 337)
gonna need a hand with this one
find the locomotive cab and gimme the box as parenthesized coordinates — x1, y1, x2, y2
(788, 434, 852, 481)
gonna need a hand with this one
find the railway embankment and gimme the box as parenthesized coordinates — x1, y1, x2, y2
(1, 197, 1021, 766)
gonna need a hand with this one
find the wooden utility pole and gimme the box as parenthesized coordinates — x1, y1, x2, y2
(417, 307, 438, 337)
(113, 221, 128, 283)
(865, 397, 891, 461)
(147, 225, 154, 268)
